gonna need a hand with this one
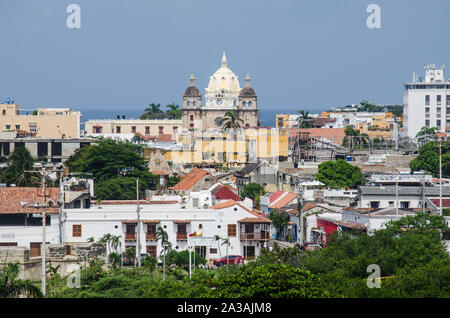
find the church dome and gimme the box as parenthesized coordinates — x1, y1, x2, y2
(184, 85, 201, 97)
(206, 53, 240, 93)
(239, 74, 256, 97)
(183, 73, 201, 97)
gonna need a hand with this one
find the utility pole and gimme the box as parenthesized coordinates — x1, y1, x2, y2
(136, 178, 141, 267)
(440, 139, 443, 216)
(298, 184, 304, 246)
(41, 167, 47, 297)
(395, 181, 399, 218)
(422, 172, 426, 213)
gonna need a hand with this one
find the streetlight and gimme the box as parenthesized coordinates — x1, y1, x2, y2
(23, 164, 64, 297)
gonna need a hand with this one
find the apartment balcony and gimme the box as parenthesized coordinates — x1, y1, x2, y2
(146, 233, 156, 241)
(240, 231, 270, 241)
(177, 233, 187, 241)
(125, 233, 136, 240)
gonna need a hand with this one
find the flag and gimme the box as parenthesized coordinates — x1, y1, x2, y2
(198, 231, 203, 237)
(189, 231, 197, 237)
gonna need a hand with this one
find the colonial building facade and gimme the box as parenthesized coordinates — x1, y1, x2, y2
(182, 53, 260, 131)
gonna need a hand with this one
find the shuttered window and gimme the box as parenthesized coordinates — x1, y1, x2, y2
(72, 224, 82, 237)
(227, 224, 236, 237)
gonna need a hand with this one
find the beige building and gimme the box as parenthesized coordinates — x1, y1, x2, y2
(0, 104, 80, 138)
(182, 53, 260, 131)
(85, 118, 182, 137)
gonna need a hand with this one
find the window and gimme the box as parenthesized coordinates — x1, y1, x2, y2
(116, 126, 121, 133)
(210, 248, 218, 254)
(193, 101, 196, 107)
(437, 120, 441, 127)
(131, 126, 136, 133)
(126, 224, 135, 234)
(29, 124, 37, 133)
(447, 95, 450, 105)
(243, 246, 255, 259)
(389, 201, 394, 208)
(425, 119, 430, 127)
(145, 126, 150, 134)
(425, 95, 430, 105)
(173, 126, 178, 134)
(94, 127, 102, 133)
(177, 224, 187, 234)
(400, 201, 410, 209)
(146, 245, 157, 258)
(159, 126, 163, 135)
(72, 224, 82, 237)
(370, 201, 379, 209)
(190, 115, 194, 121)
(2, 110, 5, 115)
(15, 125, 20, 130)
(5, 125, 10, 130)
(243, 101, 247, 107)
(227, 224, 236, 237)
(437, 95, 442, 104)
(248, 101, 253, 107)
(187, 101, 191, 106)
(193, 198, 199, 208)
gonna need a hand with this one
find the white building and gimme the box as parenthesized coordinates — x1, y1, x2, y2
(403, 64, 450, 138)
(62, 200, 271, 261)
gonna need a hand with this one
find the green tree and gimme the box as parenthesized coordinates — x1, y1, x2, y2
(410, 140, 450, 177)
(156, 226, 171, 280)
(240, 182, 265, 201)
(343, 126, 369, 148)
(0, 263, 43, 298)
(220, 109, 243, 129)
(66, 139, 158, 200)
(205, 263, 331, 298)
(140, 103, 166, 120)
(269, 209, 290, 239)
(415, 126, 438, 138)
(108, 253, 121, 269)
(315, 159, 363, 189)
(1, 146, 37, 186)
(297, 110, 314, 128)
(165, 103, 182, 120)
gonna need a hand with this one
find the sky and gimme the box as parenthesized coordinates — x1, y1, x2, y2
(0, 0, 449, 114)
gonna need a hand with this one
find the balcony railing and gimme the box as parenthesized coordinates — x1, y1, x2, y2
(146, 233, 156, 241)
(177, 233, 187, 241)
(240, 232, 270, 241)
(125, 233, 136, 240)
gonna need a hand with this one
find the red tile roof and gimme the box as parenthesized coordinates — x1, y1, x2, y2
(270, 192, 298, 209)
(0, 187, 61, 214)
(269, 191, 285, 203)
(238, 217, 272, 224)
(302, 203, 318, 212)
(428, 198, 450, 208)
(212, 184, 240, 201)
(169, 168, 209, 191)
(211, 200, 236, 210)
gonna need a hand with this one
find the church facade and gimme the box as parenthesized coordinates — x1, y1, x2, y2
(182, 53, 260, 131)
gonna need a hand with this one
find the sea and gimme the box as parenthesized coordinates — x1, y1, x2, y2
(79, 108, 326, 130)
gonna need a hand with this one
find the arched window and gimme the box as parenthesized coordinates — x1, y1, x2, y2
(248, 101, 253, 107)
(243, 101, 247, 107)
(193, 101, 196, 107)
(187, 101, 191, 106)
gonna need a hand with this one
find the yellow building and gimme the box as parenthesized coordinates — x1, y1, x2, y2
(0, 104, 80, 138)
(165, 128, 289, 166)
(85, 118, 182, 136)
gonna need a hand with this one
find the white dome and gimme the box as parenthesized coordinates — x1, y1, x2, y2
(206, 53, 240, 94)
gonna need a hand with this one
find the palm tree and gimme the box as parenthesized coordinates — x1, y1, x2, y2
(156, 226, 171, 280)
(165, 103, 182, 120)
(221, 238, 231, 266)
(297, 110, 314, 128)
(97, 233, 112, 261)
(220, 109, 244, 130)
(213, 235, 223, 258)
(416, 126, 438, 138)
(110, 235, 122, 253)
(0, 263, 43, 298)
(140, 103, 165, 120)
(132, 134, 145, 145)
(343, 126, 369, 149)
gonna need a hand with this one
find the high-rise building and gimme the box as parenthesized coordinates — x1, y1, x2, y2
(403, 64, 450, 138)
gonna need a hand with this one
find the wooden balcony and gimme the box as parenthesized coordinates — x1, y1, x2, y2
(125, 233, 136, 240)
(146, 233, 156, 241)
(240, 231, 270, 241)
(176, 233, 187, 241)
